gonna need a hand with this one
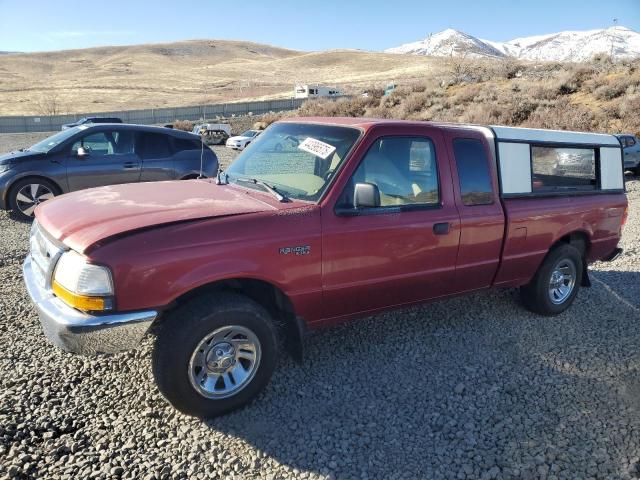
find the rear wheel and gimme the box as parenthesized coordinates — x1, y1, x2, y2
(152, 293, 279, 417)
(520, 243, 583, 316)
(8, 178, 58, 220)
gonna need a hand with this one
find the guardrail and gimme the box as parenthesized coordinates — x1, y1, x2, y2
(0, 98, 309, 133)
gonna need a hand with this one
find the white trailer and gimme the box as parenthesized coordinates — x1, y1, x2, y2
(294, 84, 343, 99)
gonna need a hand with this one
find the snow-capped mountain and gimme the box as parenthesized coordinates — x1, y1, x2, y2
(386, 26, 640, 62)
(385, 28, 505, 58)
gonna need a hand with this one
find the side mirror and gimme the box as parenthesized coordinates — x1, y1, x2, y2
(354, 182, 380, 209)
(77, 147, 89, 158)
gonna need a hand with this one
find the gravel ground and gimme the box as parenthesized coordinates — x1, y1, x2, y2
(0, 132, 639, 479)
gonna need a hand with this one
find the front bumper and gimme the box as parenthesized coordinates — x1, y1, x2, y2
(23, 256, 158, 355)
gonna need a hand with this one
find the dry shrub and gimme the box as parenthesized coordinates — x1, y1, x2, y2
(172, 120, 195, 131)
(402, 93, 428, 115)
(525, 99, 596, 132)
(297, 97, 369, 118)
(253, 112, 282, 130)
(594, 75, 640, 101)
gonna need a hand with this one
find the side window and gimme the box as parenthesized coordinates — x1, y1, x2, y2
(531, 145, 596, 192)
(71, 132, 114, 156)
(137, 133, 171, 159)
(627, 137, 636, 147)
(111, 131, 135, 154)
(71, 130, 134, 156)
(173, 138, 201, 152)
(345, 136, 439, 208)
(452, 138, 494, 206)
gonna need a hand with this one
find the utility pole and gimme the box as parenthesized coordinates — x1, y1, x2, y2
(610, 18, 619, 58)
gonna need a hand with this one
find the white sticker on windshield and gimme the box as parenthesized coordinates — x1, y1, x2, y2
(298, 137, 336, 159)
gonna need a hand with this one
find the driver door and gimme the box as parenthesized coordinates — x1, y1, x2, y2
(66, 129, 142, 191)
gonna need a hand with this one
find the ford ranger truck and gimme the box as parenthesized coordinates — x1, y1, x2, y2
(23, 118, 627, 418)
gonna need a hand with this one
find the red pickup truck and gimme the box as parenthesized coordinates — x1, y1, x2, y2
(23, 118, 627, 417)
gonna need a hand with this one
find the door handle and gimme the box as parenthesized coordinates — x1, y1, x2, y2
(433, 222, 450, 235)
(123, 162, 139, 169)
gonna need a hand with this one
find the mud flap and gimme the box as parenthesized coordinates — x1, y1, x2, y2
(581, 261, 591, 287)
(285, 316, 307, 363)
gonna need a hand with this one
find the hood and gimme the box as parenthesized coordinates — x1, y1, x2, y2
(35, 179, 288, 253)
(0, 149, 45, 165)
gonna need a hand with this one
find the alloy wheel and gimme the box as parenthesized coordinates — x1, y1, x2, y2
(188, 325, 261, 399)
(15, 183, 54, 216)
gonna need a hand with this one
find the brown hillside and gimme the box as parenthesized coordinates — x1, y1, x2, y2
(0, 40, 439, 116)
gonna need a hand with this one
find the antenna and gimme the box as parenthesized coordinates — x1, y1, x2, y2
(198, 134, 205, 179)
(610, 18, 619, 58)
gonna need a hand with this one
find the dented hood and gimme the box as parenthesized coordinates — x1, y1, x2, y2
(35, 180, 282, 253)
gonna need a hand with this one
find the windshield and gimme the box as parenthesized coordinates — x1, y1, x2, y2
(29, 127, 81, 153)
(241, 130, 257, 137)
(225, 122, 361, 201)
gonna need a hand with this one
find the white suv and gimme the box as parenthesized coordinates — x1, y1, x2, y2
(225, 130, 260, 150)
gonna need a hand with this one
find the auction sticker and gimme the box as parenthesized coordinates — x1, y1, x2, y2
(298, 137, 336, 159)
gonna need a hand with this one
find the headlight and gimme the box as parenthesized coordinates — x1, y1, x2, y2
(52, 250, 114, 311)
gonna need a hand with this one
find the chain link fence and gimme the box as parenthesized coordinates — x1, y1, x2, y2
(0, 98, 308, 133)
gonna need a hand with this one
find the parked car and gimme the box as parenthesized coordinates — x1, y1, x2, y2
(61, 117, 123, 130)
(193, 123, 232, 145)
(0, 124, 217, 220)
(23, 118, 626, 418)
(616, 134, 640, 175)
(225, 129, 261, 150)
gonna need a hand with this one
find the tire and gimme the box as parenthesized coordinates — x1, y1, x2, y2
(634, 166, 640, 177)
(520, 243, 583, 316)
(152, 292, 279, 418)
(8, 177, 58, 221)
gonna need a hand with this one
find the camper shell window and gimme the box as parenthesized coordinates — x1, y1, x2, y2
(531, 145, 597, 192)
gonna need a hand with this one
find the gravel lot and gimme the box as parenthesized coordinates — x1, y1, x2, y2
(0, 132, 639, 479)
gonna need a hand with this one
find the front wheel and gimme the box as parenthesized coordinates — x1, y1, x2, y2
(152, 293, 278, 417)
(520, 243, 583, 316)
(9, 178, 57, 220)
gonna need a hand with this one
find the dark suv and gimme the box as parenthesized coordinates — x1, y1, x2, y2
(61, 117, 123, 130)
(0, 124, 218, 219)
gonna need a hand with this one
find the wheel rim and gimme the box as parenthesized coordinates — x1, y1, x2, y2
(548, 259, 577, 305)
(15, 183, 54, 216)
(188, 325, 261, 399)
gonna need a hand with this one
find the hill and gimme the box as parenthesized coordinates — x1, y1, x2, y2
(0, 40, 440, 116)
(387, 26, 640, 62)
(289, 55, 640, 136)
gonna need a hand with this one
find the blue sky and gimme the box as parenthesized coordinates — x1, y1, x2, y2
(0, 0, 638, 52)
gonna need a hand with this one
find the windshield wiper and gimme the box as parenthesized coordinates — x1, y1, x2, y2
(235, 176, 289, 202)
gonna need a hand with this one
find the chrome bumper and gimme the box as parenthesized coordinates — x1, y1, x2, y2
(23, 256, 158, 355)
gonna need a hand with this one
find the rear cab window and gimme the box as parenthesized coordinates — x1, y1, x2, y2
(452, 138, 494, 205)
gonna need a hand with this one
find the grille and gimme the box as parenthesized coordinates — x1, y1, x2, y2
(29, 221, 63, 289)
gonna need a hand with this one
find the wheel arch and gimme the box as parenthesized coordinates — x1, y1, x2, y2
(5, 174, 64, 209)
(547, 230, 592, 286)
(161, 277, 307, 361)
